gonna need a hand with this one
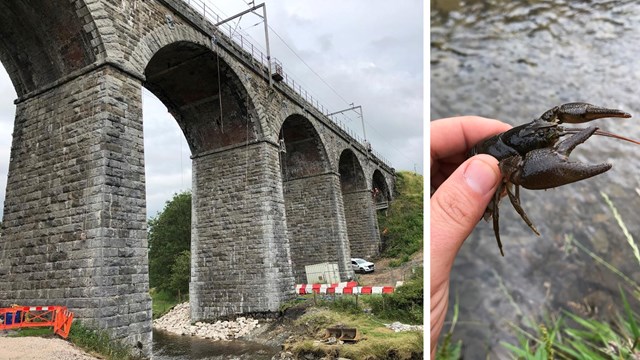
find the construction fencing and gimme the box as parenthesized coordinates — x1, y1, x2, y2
(0, 305, 74, 338)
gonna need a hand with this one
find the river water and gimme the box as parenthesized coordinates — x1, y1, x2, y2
(152, 329, 277, 360)
(431, 0, 640, 358)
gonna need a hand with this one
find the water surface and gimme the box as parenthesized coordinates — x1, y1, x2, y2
(152, 329, 277, 360)
(431, 0, 640, 358)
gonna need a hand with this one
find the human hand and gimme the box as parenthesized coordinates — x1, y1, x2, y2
(430, 116, 511, 357)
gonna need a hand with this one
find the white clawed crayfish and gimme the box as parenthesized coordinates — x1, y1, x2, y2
(469, 102, 640, 256)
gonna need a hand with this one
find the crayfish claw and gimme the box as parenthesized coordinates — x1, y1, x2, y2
(553, 102, 631, 124)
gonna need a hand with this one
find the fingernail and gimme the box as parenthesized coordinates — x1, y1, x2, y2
(463, 159, 499, 195)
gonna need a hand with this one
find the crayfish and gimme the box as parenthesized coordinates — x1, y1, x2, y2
(470, 102, 640, 256)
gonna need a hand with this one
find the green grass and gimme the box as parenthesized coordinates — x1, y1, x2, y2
(317, 268, 424, 325)
(290, 268, 424, 359)
(500, 193, 640, 359)
(366, 268, 423, 324)
(502, 295, 640, 359)
(150, 288, 183, 319)
(435, 193, 640, 359)
(68, 321, 144, 360)
(289, 307, 423, 360)
(8, 327, 54, 337)
(436, 295, 462, 360)
(378, 171, 424, 259)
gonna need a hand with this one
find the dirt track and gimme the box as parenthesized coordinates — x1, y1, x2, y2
(357, 250, 423, 287)
(0, 336, 98, 360)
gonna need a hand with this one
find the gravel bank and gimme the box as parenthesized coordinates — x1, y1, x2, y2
(153, 302, 261, 340)
(0, 336, 98, 360)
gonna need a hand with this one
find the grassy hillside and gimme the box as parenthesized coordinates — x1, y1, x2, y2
(378, 171, 424, 260)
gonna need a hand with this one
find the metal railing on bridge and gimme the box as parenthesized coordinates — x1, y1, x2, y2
(375, 201, 389, 210)
(179, 0, 391, 167)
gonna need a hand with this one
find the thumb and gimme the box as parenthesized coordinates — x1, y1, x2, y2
(430, 154, 501, 275)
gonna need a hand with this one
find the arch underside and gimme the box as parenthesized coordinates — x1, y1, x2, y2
(144, 41, 260, 155)
(0, 1, 95, 97)
(372, 170, 391, 203)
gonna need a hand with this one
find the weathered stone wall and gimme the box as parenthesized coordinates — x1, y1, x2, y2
(190, 141, 294, 321)
(343, 190, 381, 259)
(0, 65, 151, 353)
(283, 173, 353, 282)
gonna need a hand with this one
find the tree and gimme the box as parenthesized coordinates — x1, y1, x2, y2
(148, 191, 191, 294)
(169, 250, 191, 300)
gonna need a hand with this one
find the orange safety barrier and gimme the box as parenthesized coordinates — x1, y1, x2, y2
(0, 305, 74, 338)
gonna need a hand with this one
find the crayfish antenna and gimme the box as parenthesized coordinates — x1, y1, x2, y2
(593, 129, 640, 145)
(562, 128, 640, 146)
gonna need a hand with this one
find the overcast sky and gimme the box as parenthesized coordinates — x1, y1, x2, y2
(0, 0, 423, 218)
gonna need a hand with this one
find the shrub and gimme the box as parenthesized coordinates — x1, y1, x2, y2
(379, 171, 423, 259)
(368, 268, 423, 324)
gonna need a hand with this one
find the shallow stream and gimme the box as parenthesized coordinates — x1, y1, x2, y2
(152, 329, 277, 360)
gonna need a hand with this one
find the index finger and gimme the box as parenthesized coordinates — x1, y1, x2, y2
(430, 116, 512, 162)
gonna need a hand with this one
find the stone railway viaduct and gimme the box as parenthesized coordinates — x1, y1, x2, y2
(0, 0, 395, 353)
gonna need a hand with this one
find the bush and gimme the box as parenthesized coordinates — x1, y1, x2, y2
(379, 171, 423, 259)
(368, 268, 423, 324)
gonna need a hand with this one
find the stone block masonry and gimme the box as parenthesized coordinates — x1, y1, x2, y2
(0, 65, 152, 355)
(283, 173, 354, 283)
(190, 141, 295, 321)
(343, 189, 381, 259)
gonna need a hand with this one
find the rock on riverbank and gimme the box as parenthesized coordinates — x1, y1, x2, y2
(153, 302, 260, 340)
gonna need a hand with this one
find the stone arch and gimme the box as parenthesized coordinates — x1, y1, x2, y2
(339, 149, 367, 192)
(279, 114, 330, 180)
(272, 106, 339, 170)
(141, 40, 294, 322)
(143, 40, 261, 154)
(372, 169, 391, 207)
(0, 1, 96, 96)
(127, 24, 210, 76)
(279, 114, 353, 282)
(128, 23, 274, 147)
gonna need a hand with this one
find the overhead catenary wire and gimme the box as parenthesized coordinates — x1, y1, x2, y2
(267, 26, 351, 107)
(206, 0, 411, 166)
(206, 1, 340, 111)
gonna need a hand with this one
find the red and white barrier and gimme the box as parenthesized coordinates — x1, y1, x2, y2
(295, 282, 394, 295)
